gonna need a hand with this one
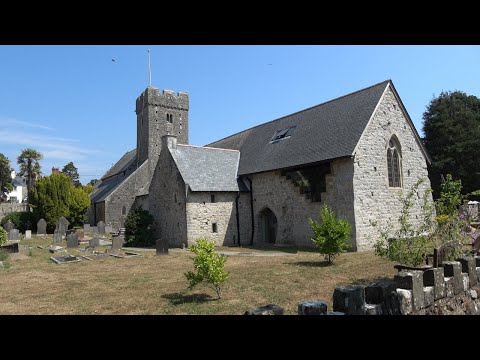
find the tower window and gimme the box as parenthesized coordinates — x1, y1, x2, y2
(122, 206, 126, 216)
(212, 223, 218, 233)
(211, 194, 216, 203)
(387, 136, 403, 188)
(166, 114, 173, 123)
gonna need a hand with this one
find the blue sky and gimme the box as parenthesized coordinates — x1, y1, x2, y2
(0, 45, 479, 184)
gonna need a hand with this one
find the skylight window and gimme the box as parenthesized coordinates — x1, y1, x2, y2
(270, 126, 296, 143)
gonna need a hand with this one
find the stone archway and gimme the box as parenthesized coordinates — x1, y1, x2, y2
(260, 208, 277, 244)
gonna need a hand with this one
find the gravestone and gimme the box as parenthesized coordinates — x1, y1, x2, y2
(112, 235, 124, 251)
(3, 220, 14, 232)
(37, 219, 47, 235)
(97, 221, 106, 235)
(58, 217, 70, 235)
(156, 238, 169, 255)
(105, 225, 113, 234)
(25, 230, 31, 240)
(77, 231, 85, 240)
(91, 226, 98, 234)
(8, 229, 20, 241)
(53, 230, 63, 243)
(89, 234, 100, 247)
(83, 224, 91, 232)
(67, 233, 78, 248)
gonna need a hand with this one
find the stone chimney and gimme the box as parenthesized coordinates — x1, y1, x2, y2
(161, 135, 177, 150)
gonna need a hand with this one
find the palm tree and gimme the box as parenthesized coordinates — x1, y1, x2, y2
(17, 148, 43, 196)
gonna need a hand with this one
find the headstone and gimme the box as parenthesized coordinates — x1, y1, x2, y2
(83, 224, 91, 232)
(442, 261, 463, 295)
(53, 230, 63, 243)
(156, 238, 169, 255)
(395, 289, 412, 315)
(89, 235, 100, 247)
(244, 304, 284, 315)
(58, 216, 70, 235)
(333, 285, 366, 315)
(67, 233, 78, 248)
(394, 271, 424, 311)
(105, 225, 113, 234)
(458, 257, 477, 287)
(112, 235, 124, 251)
(8, 229, 20, 241)
(364, 304, 383, 315)
(77, 231, 85, 240)
(97, 221, 105, 235)
(25, 230, 31, 240)
(298, 301, 327, 315)
(423, 267, 446, 300)
(49, 245, 64, 253)
(444, 277, 454, 297)
(423, 287, 434, 307)
(365, 279, 397, 305)
(37, 218, 47, 235)
(91, 226, 98, 234)
(3, 220, 14, 232)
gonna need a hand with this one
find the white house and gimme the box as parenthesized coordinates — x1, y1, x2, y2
(6, 170, 27, 203)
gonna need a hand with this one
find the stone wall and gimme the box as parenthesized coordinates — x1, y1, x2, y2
(0, 203, 29, 222)
(103, 160, 150, 228)
(186, 192, 250, 246)
(353, 85, 434, 251)
(328, 256, 480, 315)
(245, 158, 356, 248)
(150, 143, 188, 247)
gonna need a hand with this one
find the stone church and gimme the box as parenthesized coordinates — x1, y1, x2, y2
(88, 80, 433, 251)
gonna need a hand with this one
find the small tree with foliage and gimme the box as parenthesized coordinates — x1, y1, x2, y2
(0, 227, 7, 246)
(184, 238, 229, 299)
(62, 162, 80, 187)
(0, 153, 13, 197)
(309, 205, 351, 264)
(124, 207, 154, 247)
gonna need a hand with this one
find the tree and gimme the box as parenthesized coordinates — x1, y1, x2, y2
(0, 153, 13, 197)
(124, 207, 154, 247)
(62, 162, 80, 187)
(184, 238, 229, 299)
(309, 205, 351, 264)
(17, 148, 43, 196)
(88, 179, 99, 186)
(422, 91, 480, 198)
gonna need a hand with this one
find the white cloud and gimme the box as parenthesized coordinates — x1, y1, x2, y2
(0, 117, 54, 131)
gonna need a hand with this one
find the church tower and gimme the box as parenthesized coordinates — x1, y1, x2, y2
(135, 87, 189, 173)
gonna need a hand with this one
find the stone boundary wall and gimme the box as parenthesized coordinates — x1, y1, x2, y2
(329, 256, 480, 315)
(0, 203, 29, 222)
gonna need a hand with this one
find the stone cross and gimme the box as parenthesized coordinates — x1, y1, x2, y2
(37, 218, 47, 235)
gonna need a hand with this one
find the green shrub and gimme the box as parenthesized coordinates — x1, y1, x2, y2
(124, 207, 154, 247)
(0, 227, 7, 246)
(435, 174, 463, 217)
(1, 212, 33, 233)
(184, 238, 229, 299)
(308, 205, 351, 264)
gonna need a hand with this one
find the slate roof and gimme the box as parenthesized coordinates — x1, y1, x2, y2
(90, 174, 127, 203)
(207, 80, 391, 175)
(12, 176, 26, 187)
(170, 145, 246, 192)
(101, 149, 137, 180)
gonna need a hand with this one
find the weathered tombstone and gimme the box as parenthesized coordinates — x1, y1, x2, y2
(105, 225, 113, 234)
(91, 226, 98, 234)
(333, 285, 366, 315)
(156, 238, 169, 255)
(298, 301, 328, 315)
(37, 218, 47, 235)
(66, 233, 78, 248)
(245, 304, 284, 315)
(83, 224, 91, 232)
(97, 221, 106, 235)
(25, 230, 31, 240)
(58, 217, 70, 235)
(111, 235, 124, 251)
(89, 235, 100, 247)
(77, 231, 85, 240)
(53, 230, 63, 243)
(3, 220, 14, 232)
(394, 271, 424, 311)
(8, 229, 20, 241)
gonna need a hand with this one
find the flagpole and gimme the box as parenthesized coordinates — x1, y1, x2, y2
(148, 49, 152, 87)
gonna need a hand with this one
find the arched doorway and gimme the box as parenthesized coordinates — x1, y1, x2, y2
(260, 208, 277, 244)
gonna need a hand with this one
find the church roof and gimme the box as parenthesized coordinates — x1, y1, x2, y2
(207, 80, 391, 175)
(170, 145, 246, 192)
(101, 149, 137, 180)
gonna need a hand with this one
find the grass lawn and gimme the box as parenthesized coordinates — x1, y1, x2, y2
(0, 236, 396, 314)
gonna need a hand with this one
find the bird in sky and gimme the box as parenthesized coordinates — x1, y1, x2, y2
(112, 58, 116, 62)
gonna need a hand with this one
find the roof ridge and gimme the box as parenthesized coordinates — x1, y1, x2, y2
(176, 144, 240, 152)
(207, 79, 391, 146)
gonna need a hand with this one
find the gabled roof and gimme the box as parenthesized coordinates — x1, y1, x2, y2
(90, 174, 126, 203)
(170, 145, 246, 192)
(208, 80, 391, 175)
(101, 149, 137, 180)
(12, 176, 26, 187)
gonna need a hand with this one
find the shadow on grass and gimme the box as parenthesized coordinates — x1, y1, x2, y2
(289, 261, 332, 267)
(161, 292, 215, 305)
(236, 245, 319, 254)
